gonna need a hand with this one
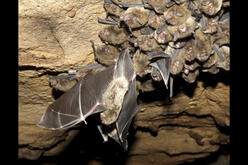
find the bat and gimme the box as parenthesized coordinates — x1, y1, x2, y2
(163, 4, 189, 26)
(149, 56, 171, 88)
(90, 40, 119, 66)
(49, 63, 106, 92)
(154, 24, 173, 44)
(147, 51, 172, 98)
(103, 0, 124, 17)
(98, 76, 138, 150)
(167, 16, 197, 41)
(135, 35, 163, 52)
(120, 7, 150, 29)
(148, 11, 164, 30)
(99, 25, 128, 45)
(38, 49, 138, 150)
(200, 0, 222, 16)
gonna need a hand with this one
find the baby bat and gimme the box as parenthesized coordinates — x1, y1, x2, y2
(38, 49, 138, 150)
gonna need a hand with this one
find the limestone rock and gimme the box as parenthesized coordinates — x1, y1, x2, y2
(18, 0, 229, 164)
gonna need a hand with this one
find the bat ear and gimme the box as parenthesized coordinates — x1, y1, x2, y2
(114, 48, 135, 81)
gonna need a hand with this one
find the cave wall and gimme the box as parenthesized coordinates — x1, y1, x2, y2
(18, 0, 229, 164)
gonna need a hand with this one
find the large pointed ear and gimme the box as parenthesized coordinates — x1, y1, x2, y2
(114, 49, 135, 81)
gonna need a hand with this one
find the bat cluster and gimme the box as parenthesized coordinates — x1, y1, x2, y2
(96, 0, 229, 86)
(37, 0, 229, 151)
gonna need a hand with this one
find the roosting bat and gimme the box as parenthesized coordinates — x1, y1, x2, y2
(37, 49, 138, 150)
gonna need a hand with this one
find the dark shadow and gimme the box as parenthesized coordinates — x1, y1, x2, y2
(51, 88, 65, 100)
(198, 70, 230, 88)
(19, 115, 135, 165)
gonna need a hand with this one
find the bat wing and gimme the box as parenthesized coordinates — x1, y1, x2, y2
(150, 57, 171, 88)
(115, 79, 139, 150)
(37, 66, 115, 130)
(101, 48, 138, 150)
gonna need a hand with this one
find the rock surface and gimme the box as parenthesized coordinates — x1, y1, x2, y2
(18, 0, 230, 165)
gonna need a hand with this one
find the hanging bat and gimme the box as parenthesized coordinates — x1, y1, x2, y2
(148, 52, 171, 88)
(97, 76, 138, 150)
(37, 49, 138, 150)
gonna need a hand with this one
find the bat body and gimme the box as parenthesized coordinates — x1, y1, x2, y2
(38, 49, 138, 150)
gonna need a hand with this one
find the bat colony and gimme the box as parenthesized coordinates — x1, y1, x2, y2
(38, 0, 229, 150)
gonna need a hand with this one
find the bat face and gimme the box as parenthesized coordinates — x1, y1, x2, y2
(49, 73, 78, 92)
(120, 7, 150, 29)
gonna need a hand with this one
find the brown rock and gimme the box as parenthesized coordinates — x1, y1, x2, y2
(18, 0, 229, 164)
